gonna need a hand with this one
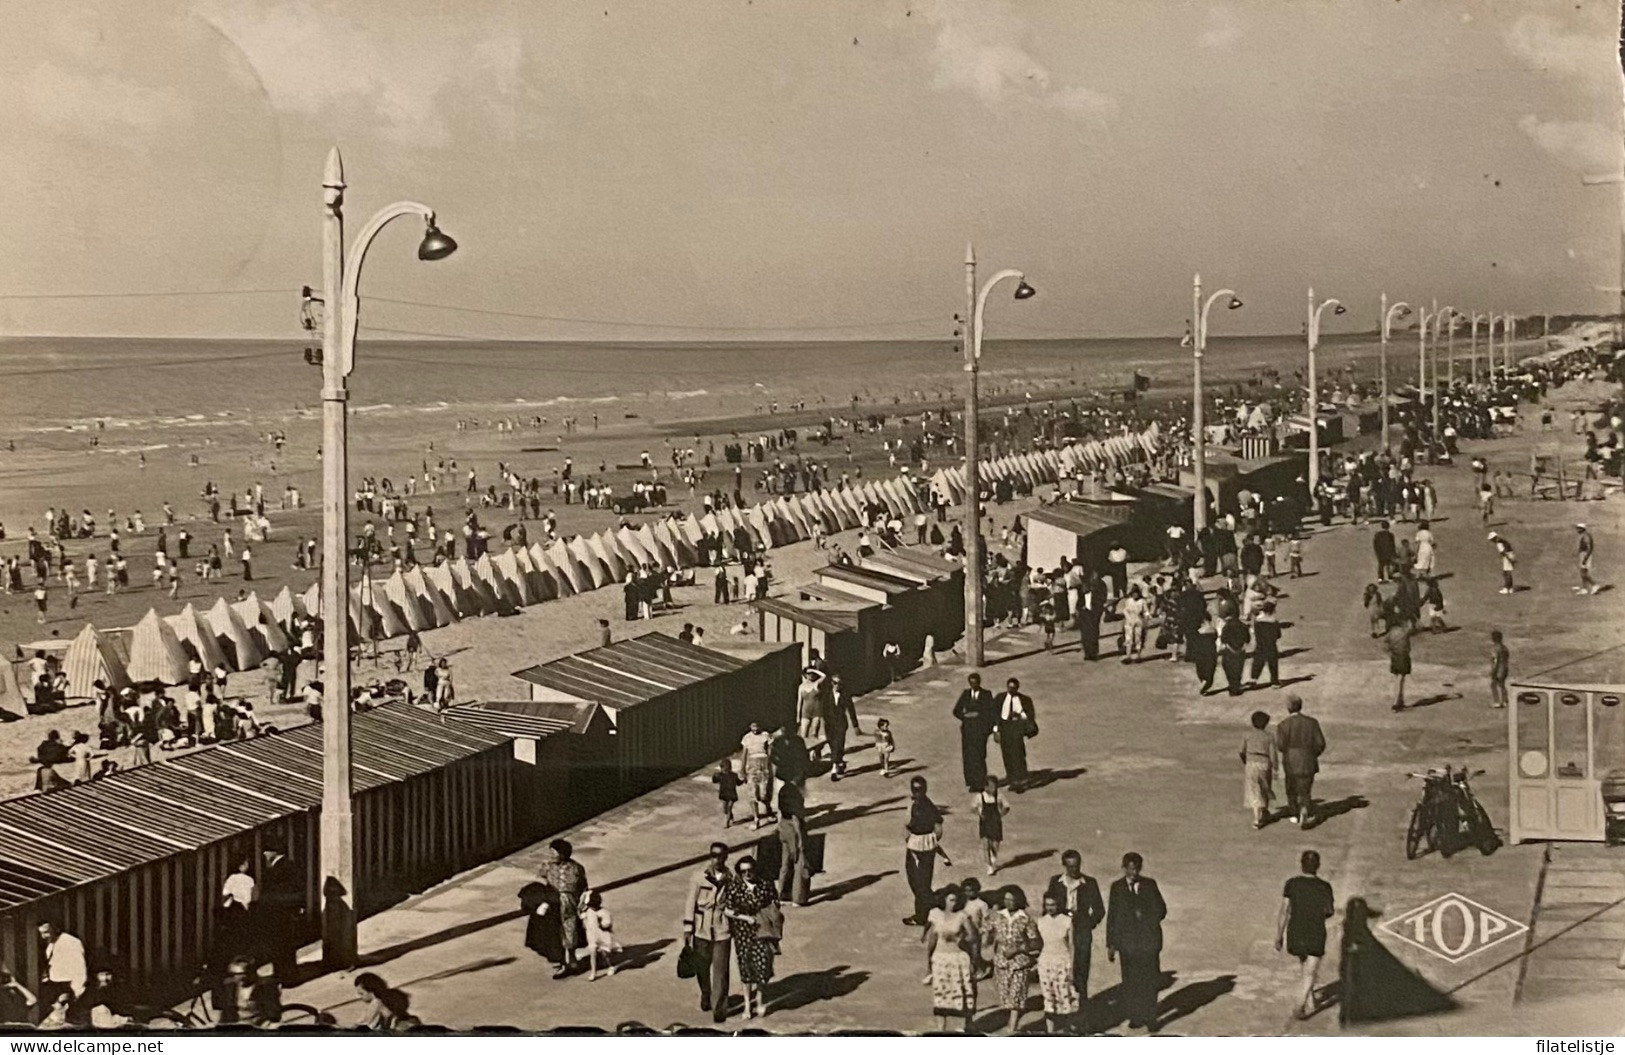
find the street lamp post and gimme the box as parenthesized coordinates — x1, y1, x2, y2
(1467, 312, 1488, 386)
(318, 147, 456, 967)
(960, 244, 1034, 670)
(1191, 274, 1243, 534)
(1305, 288, 1345, 493)
(1430, 306, 1454, 442)
(1379, 294, 1411, 445)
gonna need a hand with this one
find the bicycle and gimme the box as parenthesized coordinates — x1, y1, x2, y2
(136, 985, 333, 1030)
(1405, 766, 1500, 860)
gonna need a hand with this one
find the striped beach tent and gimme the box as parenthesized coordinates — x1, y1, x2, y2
(800, 492, 835, 533)
(405, 565, 459, 626)
(511, 545, 556, 603)
(675, 515, 705, 547)
(233, 592, 292, 653)
(451, 557, 501, 616)
(627, 520, 666, 568)
(127, 609, 192, 685)
(530, 543, 575, 598)
(548, 539, 592, 593)
(616, 526, 657, 568)
(588, 532, 628, 582)
(168, 604, 230, 673)
(269, 585, 304, 629)
(426, 562, 479, 619)
(206, 597, 266, 672)
(493, 550, 537, 606)
(301, 581, 323, 618)
(348, 583, 391, 642)
(63, 623, 131, 699)
(774, 497, 810, 540)
(384, 570, 433, 631)
(655, 520, 698, 567)
(568, 536, 611, 589)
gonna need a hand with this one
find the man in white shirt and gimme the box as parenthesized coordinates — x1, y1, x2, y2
(995, 678, 1038, 792)
(38, 921, 86, 1010)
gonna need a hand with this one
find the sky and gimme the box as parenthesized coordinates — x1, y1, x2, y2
(0, 0, 1620, 341)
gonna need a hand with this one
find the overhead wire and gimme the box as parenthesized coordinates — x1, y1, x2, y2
(0, 288, 292, 301)
(367, 295, 945, 333)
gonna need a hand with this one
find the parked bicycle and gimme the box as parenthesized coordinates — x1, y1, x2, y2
(1405, 766, 1501, 859)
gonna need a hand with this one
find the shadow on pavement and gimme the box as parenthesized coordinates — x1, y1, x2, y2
(810, 869, 897, 905)
(614, 937, 676, 974)
(1022, 766, 1087, 792)
(1309, 795, 1370, 827)
(767, 965, 871, 1014)
(1328, 899, 1458, 1026)
(997, 848, 1057, 870)
(350, 908, 526, 970)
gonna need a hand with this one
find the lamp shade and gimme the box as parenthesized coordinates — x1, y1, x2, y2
(1333, 304, 1347, 315)
(1013, 280, 1037, 300)
(1227, 296, 1244, 310)
(418, 223, 458, 261)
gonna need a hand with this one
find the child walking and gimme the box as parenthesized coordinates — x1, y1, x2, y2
(973, 776, 1008, 876)
(582, 891, 622, 980)
(1489, 630, 1510, 709)
(874, 718, 896, 777)
(713, 758, 741, 827)
(1288, 537, 1303, 578)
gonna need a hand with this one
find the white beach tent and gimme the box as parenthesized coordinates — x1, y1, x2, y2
(675, 515, 705, 547)
(233, 592, 292, 653)
(128, 609, 193, 685)
(655, 520, 698, 567)
(587, 533, 627, 583)
(511, 545, 555, 603)
(636, 523, 678, 568)
(63, 623, 132, 699)
(269, 585, 305, 629)
(775, 497, 810, 540)
(426, 562, 479, 619)
(168, 604, 231, 673)
(798, 492, 833, 534)
(301, 582, 323, 619)
(741, 507, 776, 550)
(615, 526, 656, 568)
(206, 597, 267, 672)
(547, 539, 591, 593)
(451, 557, 501, 616)
(568, 537, 611, 590)
(347, 584, 389, 642)
(493, 550, 537, 606)
(384, 570, 433, 632)
(405, 565, 459, 626)
(531, 542, 575, 598)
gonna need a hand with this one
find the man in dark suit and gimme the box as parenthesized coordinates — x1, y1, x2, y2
(1372, 520, 1396, 582)
(1274, 694, 1327, 826)
(1107, 851, 1167, 1032)
(1219, 613, 1250, 697)
(1079, 572, 1108, 661)
(1046, 849, 1106, 1031)
(258, 846, 304, 983)
(952, 673, 995, 792)
(994, 677, 1037, 792)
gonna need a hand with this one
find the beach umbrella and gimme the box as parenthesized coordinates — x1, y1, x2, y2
(63, 623, 131, 699)
(568, 536, 611, 589)
(384, 570, 433, 631)
(206, 597, 267, 672)
(530, 542, 574, 598)
(168, 605, 230, 673)
(547, 539, 590, 593)
(127, 609, 192, 685)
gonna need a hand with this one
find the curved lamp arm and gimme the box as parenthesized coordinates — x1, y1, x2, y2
(338, 201, 438, 378)
(1382, 301, 1411, 340)
(1310, 298, 1343, 347)
(1196, 289, 1238, 354)
(971, 269, 1028, 361)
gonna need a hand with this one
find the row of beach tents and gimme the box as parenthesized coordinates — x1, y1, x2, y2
(35, 430, 1159, 694)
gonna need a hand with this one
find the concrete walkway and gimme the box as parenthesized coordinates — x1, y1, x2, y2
(282, 397, 1624, 1035)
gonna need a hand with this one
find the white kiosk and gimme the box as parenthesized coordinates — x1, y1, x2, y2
(1508, 680, 1624, 844)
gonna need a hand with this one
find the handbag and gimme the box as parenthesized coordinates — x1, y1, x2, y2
(755, 900, 785, 942)
(676, 942, 698, 979)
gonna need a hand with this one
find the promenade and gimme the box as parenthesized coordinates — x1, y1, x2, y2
(278, 386, 1624, 1035)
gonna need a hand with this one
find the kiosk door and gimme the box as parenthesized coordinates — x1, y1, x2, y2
(1509, 682, 1617, 843)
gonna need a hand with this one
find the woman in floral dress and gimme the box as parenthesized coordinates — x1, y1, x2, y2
(1035, 892, 1078, 1033)
(540, 840, 588, 978)
(925, 886, 979, 1031)
(981, 885, 1040, 1034)
(720, 856, 779, 1020)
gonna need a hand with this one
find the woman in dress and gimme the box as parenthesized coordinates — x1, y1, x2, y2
(1239, 710, 1278, 829)
(1412, 520, 1437, 578)
(1034, 892, 1078, 1034)
(720, 856, 779, 1020)
(925, 886, 979, 1032)
(981, 885, 1040, 1034)
(521, 877, 566, 971)
(973, 776, 1008, 876)
(1118, 585, 1148, 664)
(541, 840, 589, 977)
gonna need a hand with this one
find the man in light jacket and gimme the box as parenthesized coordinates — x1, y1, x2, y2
(1274, 694, 1326, 826)
(681, 843, 734, 1023)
